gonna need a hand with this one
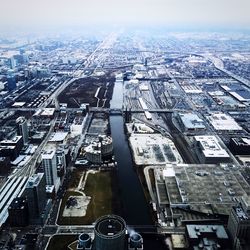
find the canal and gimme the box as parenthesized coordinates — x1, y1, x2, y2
(110, 79, 152, 225)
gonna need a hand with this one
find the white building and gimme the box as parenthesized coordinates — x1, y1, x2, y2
(84, 136, 113, 164)
(178, 113, 205, 132)
(41, 147, 60, 191)
(206, 113, 242, 132)
(16, 117, 29, 145)
(194, 135, 230, 164)
(85, 144, 102, 164)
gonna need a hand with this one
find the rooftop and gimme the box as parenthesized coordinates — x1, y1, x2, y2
(194, 135, 230, 158)
(95, 215, 126, 237)
(49, 132, 68, 143)
(26, 173, 44, 188)
(179, 113, 206, 130)
(40, 108, 55, 116)
(129, 133, 183, 165)
(206, 112, 242, 131)
(156, 164, 250, 215)
(41, 146, 56, 159)
(1, 136, 22, 145)
(186, 224, 228, 240)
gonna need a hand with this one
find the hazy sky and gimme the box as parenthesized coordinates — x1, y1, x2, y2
(1, 0, 250, 30)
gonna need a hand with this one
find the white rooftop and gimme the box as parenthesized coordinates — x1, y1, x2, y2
(41, 145, 56, 159)
(207, 112, 242, 131)
(195, 135, 230, 158)
(12, 102, 26, 107)
(41, 108, 55, 116)
(49, 132, 68, 142)
(163, 167, 175, 177)
(179, 113, 205, 130)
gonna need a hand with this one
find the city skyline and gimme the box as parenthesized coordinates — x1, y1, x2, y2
(0, 0, 250, 31)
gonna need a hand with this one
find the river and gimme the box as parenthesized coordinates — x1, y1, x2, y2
(110, 79, 152, 225)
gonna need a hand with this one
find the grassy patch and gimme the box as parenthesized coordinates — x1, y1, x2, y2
(57, 171, 113, 225)
(47, 235, 78, 250)
(68, 170, 84, 189)
(83, 171, 113, 224)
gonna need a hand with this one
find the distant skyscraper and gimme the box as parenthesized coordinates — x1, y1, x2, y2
(42, 147, 60, 191)
(23, 173, 47, 224)
(7, 75, 16, 91)
(16, 117, 29, 145)
(9, 57, 16, 69)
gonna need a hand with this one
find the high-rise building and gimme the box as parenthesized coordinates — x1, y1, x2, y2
(8, 197, 29, 227)
(23, 173, 47, 224)
(228, 195, 250, 249)
(94, 215, 126, 250)
(8, 57, 16, 69)
(0, 157, 11, 175)
(7, 75, 16, 91)
(16, 117, 29, 145)
(56, 147, 67, 175)
(42, 147, 60, 191)
(0, 136, 23, 160)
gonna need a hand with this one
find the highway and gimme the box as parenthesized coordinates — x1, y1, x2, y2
(204, 54, 250, 88)
(41, 224, 186, 236)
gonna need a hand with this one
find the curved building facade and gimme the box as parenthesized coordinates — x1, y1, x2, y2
(94, 214, 126, 250)
(100, 136, 113, 156)
(77, 233, 92, 250)
(128, 233, 143, 249)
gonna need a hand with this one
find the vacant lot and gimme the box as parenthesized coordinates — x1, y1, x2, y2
(58, 75, 115, 108)
(57, 171, 114, 225)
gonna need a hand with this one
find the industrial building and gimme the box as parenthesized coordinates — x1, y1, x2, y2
(206, 112, 242, 132)
(129, 133, 182, 165)
(227, 195, 250, 249)
(94, 215, 126, 250)
(154, 164, 250, 224)
(194, 135, 230, 164)
(177, 113, 206, 132)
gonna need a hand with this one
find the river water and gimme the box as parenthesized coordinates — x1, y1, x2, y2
(110, 79, 152, 225)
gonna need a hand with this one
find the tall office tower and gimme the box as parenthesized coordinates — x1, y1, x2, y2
(7, 75, 16, 91)
(228, 195, 250, 249)
(9, 57, 16, 69)
(23, 173, 47, 224)
(8, 197, 29, 227)
(42, 147, 60, 191)
(94, 215, 126, 250)
(16, 117, 29, 145)
(56, 147, 67, 174)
